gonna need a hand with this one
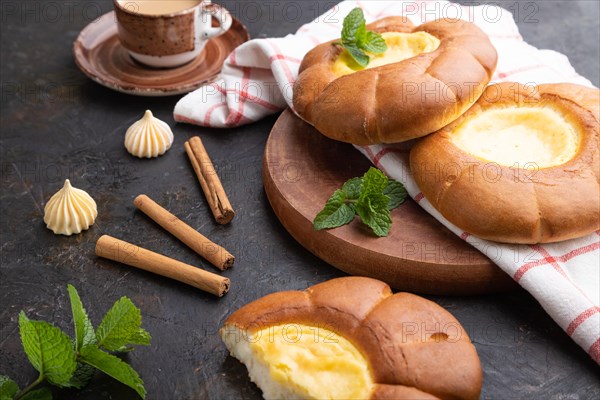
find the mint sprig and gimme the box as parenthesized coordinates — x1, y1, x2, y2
(338, 8, 388, 68)
(314, 167, 407, 237)
(2, 285, 151, 399)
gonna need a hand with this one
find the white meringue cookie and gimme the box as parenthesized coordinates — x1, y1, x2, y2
(124, 110, 174, 158)
(44, 179, 97, 236)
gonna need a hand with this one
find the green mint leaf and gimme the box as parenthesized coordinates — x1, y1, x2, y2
(79, 345, 146, 399)
(357, 168, 393, 236)
(0, 375, 19, 400)
(362, 31, 388, 54)
(339, 8, 388, 68)
(313, 190, 356, 230)
(67, 284, 96, 351)
(355, 194, 392, 237)
(69, 363, 95, 389)
(313, 168, 403, 236)
(359, 167, 389, 200)
(342, 177, 362, 199)
(346, 46, 370, 68)
(383, 180, 408, 210)
(354, 23, 367, 46)
(19, 388, 52, 400)
(96, 297, 150, 352)
(18, 312, 77, 387)
(341, 8, 365, 45)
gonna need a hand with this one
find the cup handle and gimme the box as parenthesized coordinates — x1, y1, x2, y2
(200, 3, 233, 40)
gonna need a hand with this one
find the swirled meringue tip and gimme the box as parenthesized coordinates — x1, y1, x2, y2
(124, 110, 174, 158)
(43, 179, 98, 236)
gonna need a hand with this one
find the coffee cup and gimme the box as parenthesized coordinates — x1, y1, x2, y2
(113, 0, 232, 68)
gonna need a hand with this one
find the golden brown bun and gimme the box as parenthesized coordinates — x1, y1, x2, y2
(293, 17, 498, 145)
(221, 277, 482, 399)
(410, 82, 600, 244)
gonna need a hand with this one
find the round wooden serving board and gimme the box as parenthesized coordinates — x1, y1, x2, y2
(263, 110, 516, 295)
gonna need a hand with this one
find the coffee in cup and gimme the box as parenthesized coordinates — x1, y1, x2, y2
(113, 0, 232, 68)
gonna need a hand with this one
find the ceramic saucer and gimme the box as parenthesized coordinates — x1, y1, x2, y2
(73, 11, 249, 97)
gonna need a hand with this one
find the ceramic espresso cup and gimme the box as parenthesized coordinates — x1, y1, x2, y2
(113, 0, 232, 68)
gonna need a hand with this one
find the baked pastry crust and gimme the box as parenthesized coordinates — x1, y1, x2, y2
(221, 277, 482, 399)
(410, 82, 600, 244)
(293, 17, 498, 145)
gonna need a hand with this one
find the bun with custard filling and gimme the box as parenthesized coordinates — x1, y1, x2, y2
(410, 82, 600, 243)
(293, 17, 498, 145)
(220, 277, 482, 399)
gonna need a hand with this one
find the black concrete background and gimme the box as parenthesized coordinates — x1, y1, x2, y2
(1, 1, 599, 399)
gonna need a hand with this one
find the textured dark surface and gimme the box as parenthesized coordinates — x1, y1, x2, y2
(1, 1, 599, 399)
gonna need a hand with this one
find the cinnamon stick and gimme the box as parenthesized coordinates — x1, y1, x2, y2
(134, 194, 234, 270)
(184, 136, 235, 224)
(95, 235, 229, 297)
